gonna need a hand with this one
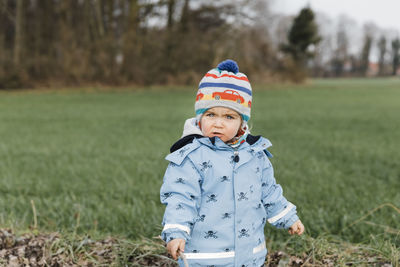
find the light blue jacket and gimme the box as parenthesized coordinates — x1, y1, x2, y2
(160, 136, 299, 267)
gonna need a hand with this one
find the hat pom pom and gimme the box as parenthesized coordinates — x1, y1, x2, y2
(217, 59, 239, 74)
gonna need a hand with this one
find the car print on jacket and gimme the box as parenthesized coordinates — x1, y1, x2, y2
(161, 136, 299, 267)
(212, 89, 244, 103)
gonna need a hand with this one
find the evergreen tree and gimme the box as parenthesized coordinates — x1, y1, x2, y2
(281, 7, 321, 66)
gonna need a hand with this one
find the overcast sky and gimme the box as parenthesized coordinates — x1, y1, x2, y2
(271, 0, 400, 33)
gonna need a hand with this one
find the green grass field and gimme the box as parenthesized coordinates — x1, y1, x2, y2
(0, 78, 399, 263)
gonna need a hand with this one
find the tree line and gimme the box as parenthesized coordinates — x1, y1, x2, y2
(0, 0, 399, 89)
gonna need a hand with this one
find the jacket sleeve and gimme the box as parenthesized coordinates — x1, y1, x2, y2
(160, 157, 202, 243)
(261, 153, 299, 229)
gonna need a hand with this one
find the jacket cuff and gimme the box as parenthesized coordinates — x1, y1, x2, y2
(162, 229, 190, 243)
(285, 214, 300, 229)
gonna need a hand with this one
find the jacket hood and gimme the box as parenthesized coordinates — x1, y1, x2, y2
(170, 118, 271, 153)
(167, 133, 273, 166)
(170, 132, 268, 153)
(182, 118, 203, 138)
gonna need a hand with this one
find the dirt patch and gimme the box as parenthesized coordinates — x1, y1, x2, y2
(0, 228, 177, 266)
(0, 229, 115, 266)
(0, 229, 396, 266)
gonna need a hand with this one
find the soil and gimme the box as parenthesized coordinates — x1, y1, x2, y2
(0, 229, 394, 266)
(0, 229, 115, 266)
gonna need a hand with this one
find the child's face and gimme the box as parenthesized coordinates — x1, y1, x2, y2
(200, 107, 242, 143)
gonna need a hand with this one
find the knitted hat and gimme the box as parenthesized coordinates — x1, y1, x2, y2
(195, 59, 252, 122)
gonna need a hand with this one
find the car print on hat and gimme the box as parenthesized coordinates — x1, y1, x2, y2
(212, 89, 244, 103)
(196, 92, 204, 101)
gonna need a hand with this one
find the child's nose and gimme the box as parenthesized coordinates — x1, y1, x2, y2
(214, 118, 224, 127)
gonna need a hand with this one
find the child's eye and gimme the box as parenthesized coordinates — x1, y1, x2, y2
(226, 115, 235, 119)
(206, 113, 214, 117)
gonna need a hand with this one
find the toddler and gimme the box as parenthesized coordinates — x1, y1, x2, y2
(160, 60, 304, 267)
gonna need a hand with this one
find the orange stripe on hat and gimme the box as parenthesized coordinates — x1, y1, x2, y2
(205, 73, 249, 82)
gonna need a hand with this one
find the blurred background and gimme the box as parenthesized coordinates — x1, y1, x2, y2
(1, 0, 399, 89)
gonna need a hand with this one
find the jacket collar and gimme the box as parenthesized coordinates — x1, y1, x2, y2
(170, 134, 203, 153)
(170, 134, 270, 153)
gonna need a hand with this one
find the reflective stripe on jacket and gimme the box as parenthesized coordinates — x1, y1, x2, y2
(160, 136, 299, 267)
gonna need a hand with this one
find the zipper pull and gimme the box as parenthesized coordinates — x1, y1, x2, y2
(233, 150, 240, 163)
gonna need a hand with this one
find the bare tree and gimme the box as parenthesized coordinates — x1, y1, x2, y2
(13, 0, 23, 67)
(94, 0, 105, 37)
(391, 38, 400, 76)
(0, 1, 7, 68)
(331, 25, 349, 77)
(377, 36, 387, 76)
(359, 34, 372, 76)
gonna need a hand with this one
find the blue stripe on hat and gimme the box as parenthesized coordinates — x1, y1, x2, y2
(195, 108, 208, 115)
(198, 82, 252, 96)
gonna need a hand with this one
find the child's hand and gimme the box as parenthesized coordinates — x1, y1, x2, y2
(288, 220, 305, 235)
(166, 238, 186, 260)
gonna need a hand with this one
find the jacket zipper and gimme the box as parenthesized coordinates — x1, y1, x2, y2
(232, 148, 239, 266)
